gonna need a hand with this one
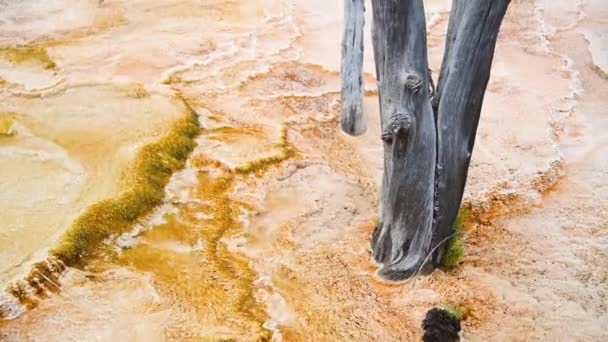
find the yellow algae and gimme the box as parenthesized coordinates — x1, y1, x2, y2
(187, 126, 297, 339)
(118, 242, 240, 340)
(0, 45, 57, 70)
(2, 105, 295, 335)
(120, 164, 270, 339)
(0, 114, 16, 136)
(205, 126, 263, 135)
(193, 171, 272, 340)
(270, 223, 298, 250)
(2, 0, 603, 340)
(134, 215, 198, 246)
(191, 154, 227, 170)
(204, 125, 266, 144)
(114, 123, 297, 339)
(234, 125, 297, 175)
(51, 101, 200, 266)
(126, 83, 149, 98)
(162, 74, 182, 85)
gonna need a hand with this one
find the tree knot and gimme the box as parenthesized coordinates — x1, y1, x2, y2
(381, 112, 413, 143)
(403, 73, 423, 93)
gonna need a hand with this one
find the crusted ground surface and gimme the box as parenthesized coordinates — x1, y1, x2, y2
(0, 0, 606, 340)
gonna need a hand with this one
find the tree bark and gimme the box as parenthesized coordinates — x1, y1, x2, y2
(341, 0, 510, 282)
(340, 0, 366, 136)
(430, 0, 510, 265)
(369, 0, 436, 281)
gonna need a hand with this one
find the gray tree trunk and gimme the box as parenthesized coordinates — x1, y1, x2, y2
(430, 0, 510, 266)
(341, 0, 366, 135)
(341, 0, 510, 281)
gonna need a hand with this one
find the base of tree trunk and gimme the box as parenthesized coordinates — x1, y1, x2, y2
(341, 0, 510, 281)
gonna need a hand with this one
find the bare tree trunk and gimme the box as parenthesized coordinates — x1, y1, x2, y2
(430, 0, 510, 266)
(340, 0, 510, 281)
(369, 0, 436, 281)
(341, 0, 366, 136)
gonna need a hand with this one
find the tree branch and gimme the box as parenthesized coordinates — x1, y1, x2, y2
(340, 0, 366, 136)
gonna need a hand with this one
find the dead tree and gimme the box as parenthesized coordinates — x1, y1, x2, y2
(341, 0, 510, 281)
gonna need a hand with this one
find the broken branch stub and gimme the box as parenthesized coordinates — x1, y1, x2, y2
(340, 0, 367, 136)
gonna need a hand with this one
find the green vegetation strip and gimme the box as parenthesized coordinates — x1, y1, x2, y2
(234, 126, 296, 175)
(52, 100, 200, 266)
(440, 208, 469, 268)
(444, 304, 463, 320)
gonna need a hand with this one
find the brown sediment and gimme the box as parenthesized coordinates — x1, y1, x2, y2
(2, 257, 66, 319)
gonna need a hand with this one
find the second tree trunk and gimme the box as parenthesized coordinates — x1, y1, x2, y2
(370, 0, 436, 281)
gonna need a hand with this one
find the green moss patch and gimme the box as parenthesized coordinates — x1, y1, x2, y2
(51, 101, 200, 266)
(444, 304, 463, 320)
(440, 208, 470, 269)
